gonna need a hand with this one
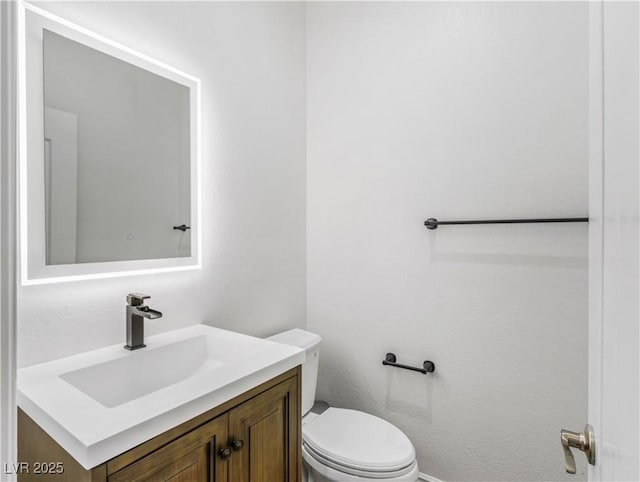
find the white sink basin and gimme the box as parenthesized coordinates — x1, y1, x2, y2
(18, 324, 304, 469)
(61, 335, 225, 408)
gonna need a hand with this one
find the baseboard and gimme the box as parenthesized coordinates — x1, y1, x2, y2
(418, 472, 445, 482)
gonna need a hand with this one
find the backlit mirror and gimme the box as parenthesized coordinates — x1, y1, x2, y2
(20, 4, 201, 284)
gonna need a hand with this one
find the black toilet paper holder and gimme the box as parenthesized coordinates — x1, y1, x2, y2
(382, 353, 435, 375)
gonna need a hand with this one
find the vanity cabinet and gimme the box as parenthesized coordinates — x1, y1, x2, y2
(18, 367, 301, 482)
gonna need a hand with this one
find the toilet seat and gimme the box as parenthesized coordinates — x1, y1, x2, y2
(303, 444, 419, 481)
(302, 408, 416, 478)
(303, 443, 418, 479)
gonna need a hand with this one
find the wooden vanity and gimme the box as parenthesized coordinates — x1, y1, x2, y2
(18, 367, 301, 482)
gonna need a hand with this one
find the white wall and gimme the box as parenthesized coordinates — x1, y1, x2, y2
(306, 3, 588, 482)
(18, 1, 306, 367)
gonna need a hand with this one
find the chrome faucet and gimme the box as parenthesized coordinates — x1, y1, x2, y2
(125, 293, 162, 350)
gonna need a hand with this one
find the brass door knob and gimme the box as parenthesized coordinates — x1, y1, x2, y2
(232, 439, 244, 451)
(219, 447, 232, 460)
(560, 424, 596, 474)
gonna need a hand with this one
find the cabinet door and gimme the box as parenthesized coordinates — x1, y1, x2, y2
(109, 415, 228, 482)
(228, 377, 300, 482)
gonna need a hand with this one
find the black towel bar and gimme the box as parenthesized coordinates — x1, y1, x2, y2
(424, 217, 588, 230)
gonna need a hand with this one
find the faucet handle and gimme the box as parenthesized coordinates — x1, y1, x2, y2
(127, 293, 150, 306)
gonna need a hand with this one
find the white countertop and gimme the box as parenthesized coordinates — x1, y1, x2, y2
(18, 324, 305, 469)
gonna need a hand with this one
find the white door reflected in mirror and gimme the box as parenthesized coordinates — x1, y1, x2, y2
(44, 106, 77, 265)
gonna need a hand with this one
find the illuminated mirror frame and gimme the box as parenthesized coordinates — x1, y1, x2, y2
(18, 2, 202, 285)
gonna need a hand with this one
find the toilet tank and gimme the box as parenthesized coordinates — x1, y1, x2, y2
(266, 329, 321, 416)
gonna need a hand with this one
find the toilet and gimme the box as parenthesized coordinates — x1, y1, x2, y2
(267, 329, 420, 482)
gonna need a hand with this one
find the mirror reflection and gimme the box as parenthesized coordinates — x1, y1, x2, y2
(43, 29, 191, 265)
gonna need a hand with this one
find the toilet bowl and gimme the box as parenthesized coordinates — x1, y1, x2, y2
(267, 329, 419, 482)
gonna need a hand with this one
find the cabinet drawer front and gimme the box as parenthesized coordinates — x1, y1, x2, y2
(109, 415, 228, 482)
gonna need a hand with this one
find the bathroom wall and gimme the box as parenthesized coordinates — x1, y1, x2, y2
(306, 3, 588, 482)
(18, 1, 307, 367)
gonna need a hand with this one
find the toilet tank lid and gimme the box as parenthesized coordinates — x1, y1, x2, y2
(267, 329, 321, 351)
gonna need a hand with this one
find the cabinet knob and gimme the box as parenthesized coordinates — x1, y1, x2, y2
(219, 447, 232, 460)
(232, 439, 244, 451)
